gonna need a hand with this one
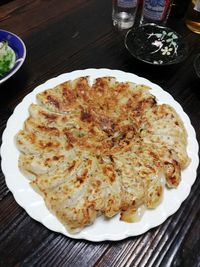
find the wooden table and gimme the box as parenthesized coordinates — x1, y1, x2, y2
(0, 1, 199, 266)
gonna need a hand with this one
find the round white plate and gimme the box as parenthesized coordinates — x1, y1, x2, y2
(1, 69, 199, 242)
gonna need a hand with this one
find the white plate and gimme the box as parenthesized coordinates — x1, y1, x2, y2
(1, 69, 199, 242)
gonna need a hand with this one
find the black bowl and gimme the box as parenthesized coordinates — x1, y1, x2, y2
(125, 23, 188, 66)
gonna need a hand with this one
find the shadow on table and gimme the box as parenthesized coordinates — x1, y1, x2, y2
(0, 65, 30, 108)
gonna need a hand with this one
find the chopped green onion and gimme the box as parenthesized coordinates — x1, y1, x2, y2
(0, 41, 15, 77)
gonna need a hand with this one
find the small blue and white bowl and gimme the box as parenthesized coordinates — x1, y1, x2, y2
(0, 29, 26, 84)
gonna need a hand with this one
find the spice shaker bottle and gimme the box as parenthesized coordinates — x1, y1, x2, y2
(112, 0, 139, 29)
(185, 0, 200, 34)
(140, 0, 173, 26)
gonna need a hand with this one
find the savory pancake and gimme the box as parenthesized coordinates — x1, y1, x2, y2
(16, 76, 190, 231)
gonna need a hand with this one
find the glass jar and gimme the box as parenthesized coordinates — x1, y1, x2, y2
(185, 0, 200, 34)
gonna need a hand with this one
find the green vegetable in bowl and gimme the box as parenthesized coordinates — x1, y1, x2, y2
(0, 41, 16, 77)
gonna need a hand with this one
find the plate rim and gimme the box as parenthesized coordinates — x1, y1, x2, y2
(1, 68, 199, 242)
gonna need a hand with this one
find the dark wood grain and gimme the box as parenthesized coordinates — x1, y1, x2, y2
(0, 0, 199, 266)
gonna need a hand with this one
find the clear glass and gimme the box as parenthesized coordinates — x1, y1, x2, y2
(185, 0, 200, 34)
(112, 0, 138, 29)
